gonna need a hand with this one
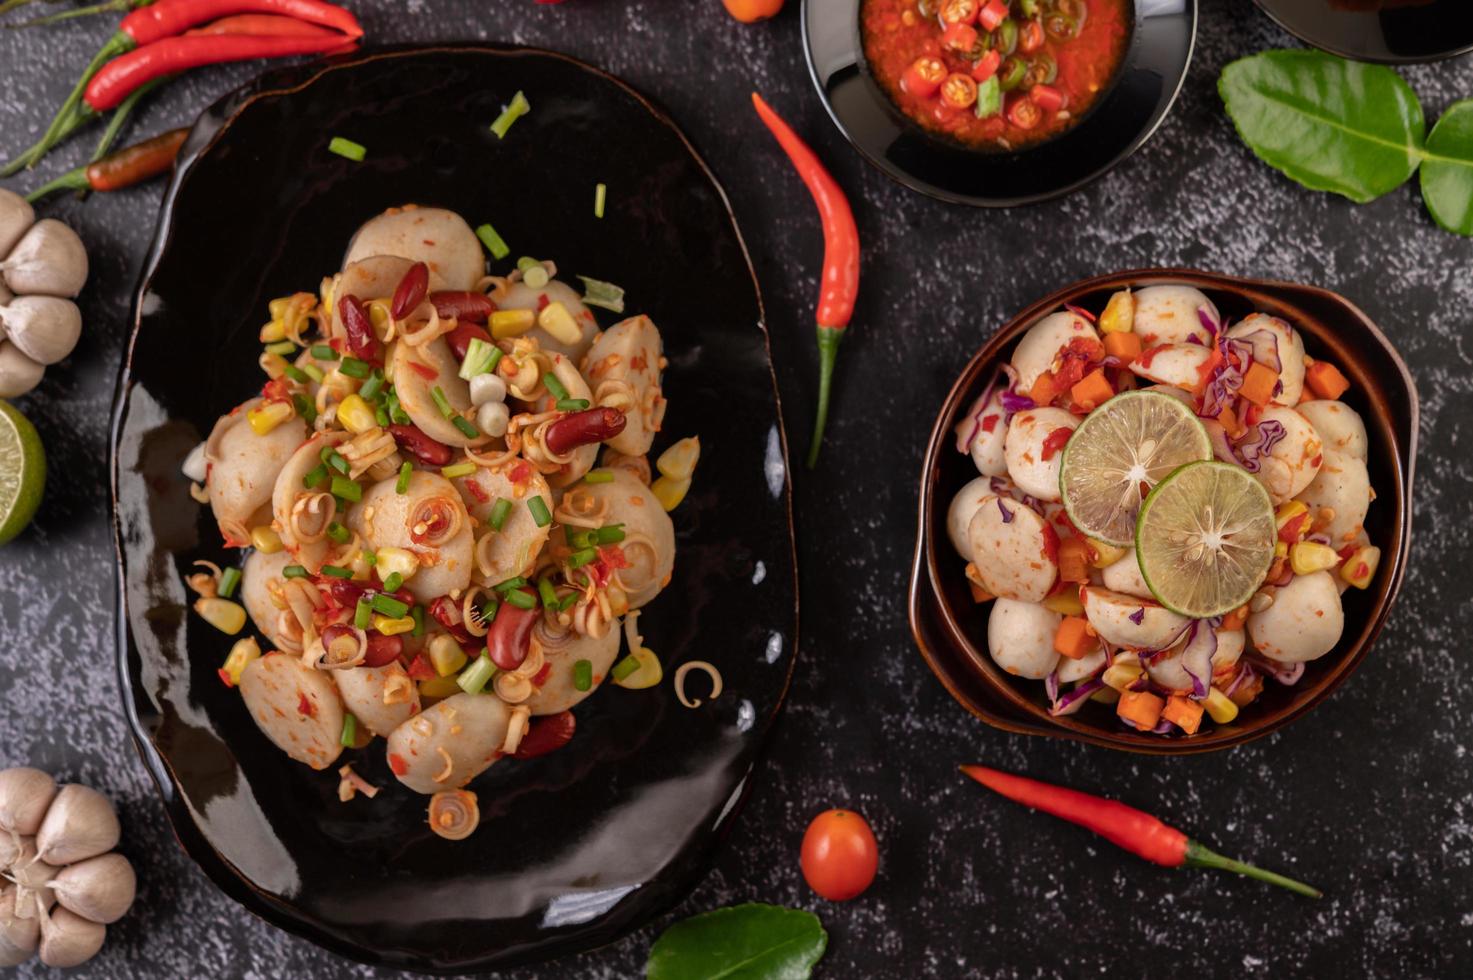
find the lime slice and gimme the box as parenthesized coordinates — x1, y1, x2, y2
(1136, 460, 1276, 618)
(1058, 390, 1212, 546)
(0, 399, 44, 546)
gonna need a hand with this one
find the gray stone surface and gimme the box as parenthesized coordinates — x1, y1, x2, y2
(1, 1, 1470, 977)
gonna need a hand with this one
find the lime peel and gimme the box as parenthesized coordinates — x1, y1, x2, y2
(0, 399, 44, 546)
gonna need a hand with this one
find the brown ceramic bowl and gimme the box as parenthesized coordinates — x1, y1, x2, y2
(909, 269, 1417, 755)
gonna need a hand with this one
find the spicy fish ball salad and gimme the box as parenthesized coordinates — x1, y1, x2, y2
(949, 284, 1381, 736)
(179, 205, 709, 840)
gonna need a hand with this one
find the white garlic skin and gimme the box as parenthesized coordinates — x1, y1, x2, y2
(0, 888, 40, 967)
(0, 295, 82, 366)
(1, 220, 89, 298)
(0, 341, 44, 398)
(0, 767, 58, 837)
(38, 904, 105, 968)
(50, 853, 136, 925)
(35, 785, 120, 867)
(0, 189, 33, 258)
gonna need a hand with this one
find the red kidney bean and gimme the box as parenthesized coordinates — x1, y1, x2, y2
(391, 261, 429, 320)
(445, 321, 494, 362)
(428, 596, 473, 645)
(433, 292, 497, 325)
(514, 711, 576, 759)
(337, 293, 380, 361)
(324, 578, 368, 609)
(388, 423, 453, 466)
(485, 595, 539, 670)
(544, 407, 627, 456)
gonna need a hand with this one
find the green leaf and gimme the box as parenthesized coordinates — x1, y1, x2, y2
(646, 903, 828, 980)
(1420, 99, 1473, 236)
(1219, 49, 1425, 203)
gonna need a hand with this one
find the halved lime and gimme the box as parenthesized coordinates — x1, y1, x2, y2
(1058, 390, 1212, 546)
(0, 399, 44, 546)
(1136, 460, 1276, 618)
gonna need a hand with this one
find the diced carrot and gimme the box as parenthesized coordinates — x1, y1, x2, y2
(1217, 405, 1245, 438)
(1069, 368, 1115, 412)
(1117, 689, 1165, 729)
(1238, 362, 1278, 406)
(1305, 360, 1351, 400)
(1054, 615, 1097, 660)
(968, 582, 995, 603)
(1028, 371, 1057, 407)
(1102, 331, 1141, 362)
(1221, 604, 1249, 631)
(1057, 537, 1090, 584)
(1162, 695, 1204, 735)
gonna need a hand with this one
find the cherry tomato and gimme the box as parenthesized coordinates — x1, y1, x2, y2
(1008, 96, 1042, 130)
(722, 0, 784, 23)
(800, 809, 879, 901)
(940, 73, 979, 110)
(901, 56, 947, 100)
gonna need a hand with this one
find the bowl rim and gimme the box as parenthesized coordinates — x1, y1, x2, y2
(910, 268, 1417, 755)
(799, 0, 1199, 207)
(1251, 0, 1473, 65)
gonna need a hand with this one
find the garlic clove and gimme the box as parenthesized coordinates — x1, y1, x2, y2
(0, 296, 81, 366)
(0, 219, 88, 299)
(37, 903, 104, 968)
(50, 853, 135, 925)
(7, 838, 56, 918)
(0, 887, 40, 967)
(0, 767, 57, 838)
(0, 342, 43, 399)
(0, 189, 33, 259)
(35, 785, 120, 867)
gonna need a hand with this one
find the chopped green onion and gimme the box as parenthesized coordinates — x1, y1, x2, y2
(311, 344, 338, 360)
(363, 550, 376, 566)
(372, 593, 409, 618)
(340, 712, 358, 747)
(527, 495, 552, 527)
(567, 529, 593, 550)
(326, 522, 350, 544)
(493, 576, 527, 592)
(542, 372, 569, 401)
(218, 566, 241, 599)
(375, 406, 391, 428)
(576, 275, 625, 313)
(283, 564, 308, 579)
(303, 464, 328, 489)
(504, 588, 537, 610)
(396, 461, 412, 494)
(340, 357, 370, 379)
(292, 393, 317, 425)
(328, 136, 366, 161)
(265, 340, 297, 356)
(573, 659, 592, 692)
(595, 524, 626, 545)
(490, 91, 531, 139)
(354, 599, 372, 629)
(281, 363, 310, 384)
(359, 371, 384, 400)
(452, 416, 480, 439)
(382, 571, 403, 593)
(331, 475, 362, 502)
(611, 655, 640, 682)
(410, 604, 425, 637)
(458, 338, 500, 380)
(594, 182, 606, 219)
(326, 450, 349, 475)
(556, 398, 590, 412)
(583, 470, 614, 484)
(430, 386, 453, 417)
(568, 547, 598, 569)
(476, 222, 510, 260)
(556, 592, 578, 612)
(537, 577, 558, 608)
(489, 498, 512, 531)
(321, 564, 352, 579)
(458, 655, 497, 695)
(300, 363, 325, 383)
(523, 265, 549, 289)
(442, 462, 476, 479)
(480, 597, 499, 624)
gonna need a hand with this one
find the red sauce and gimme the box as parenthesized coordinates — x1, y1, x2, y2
(861, 0, 1131, 150)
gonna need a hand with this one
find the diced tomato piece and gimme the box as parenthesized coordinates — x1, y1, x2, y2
(981, 413, 999, 433)
(1031, 84, 1064, 113)
(1040, 427, 1073, 462)
(406, 654, 436, 681)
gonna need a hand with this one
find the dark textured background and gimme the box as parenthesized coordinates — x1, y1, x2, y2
(1, 1, 1470, 977)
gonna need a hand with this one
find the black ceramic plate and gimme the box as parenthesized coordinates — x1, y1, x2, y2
(1254, 0, 1473, 64)
(110, 44, 798, 973)
(801, 0, 1196, 206)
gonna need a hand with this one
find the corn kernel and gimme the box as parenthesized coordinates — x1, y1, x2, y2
(196, 597, 247, 635)
(220, 636, 261, 686)
(490, 309, 536, 339)
(1097, 289, 1135, 334)
(268, 297, 292, 319)
(429, 634, 469, 677)
(250, 525, 283, 554)
(376, 546, 419, 581)
(259, 318, 287, 343)
(247, 400, 295, 435)
(656, 437, 701, 481)
(418, 675, 462, 699)
(1102, 663, 1144, 692)
(372, 614, 417, 636)
(368, 298, 393, 337)
(651, 475, 690, 511)
(1274, 539, 1288, 559)
(614, 648, 663, 690)
(1340, 545, 1380, 589)
(1289, 541, 1338, 575)
(1275, 500, 1309, 529)
(336, 394, 378, 434)
(537, 301, 582, 344)
(1087, 537, 1128, 568)
(1042, 590, 1085, 616)
(1204, 688, 1239, 724)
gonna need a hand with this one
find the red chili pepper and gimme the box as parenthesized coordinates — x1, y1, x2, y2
(123, 0, 362, 45)
(24, 126, 187, 203)
(485, 593, 539, 671)
(435, 293, 497, 326)
(960, 766, 1322, 897)
(388, 424, 452, 467)
(185, 13, 339, 36)
(337, 294, 380, 361)
(514, 711, 576, 759)
(405, 654, 436, 681)
(387, 753, 408, 776)
(751, 92, 859, 469)
(391, 262, 429, 321)
(544, 407, 626, 457)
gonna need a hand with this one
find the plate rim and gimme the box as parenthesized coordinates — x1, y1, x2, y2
(1251, 0, 1473, 65)
(108, 41, 801, 973)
